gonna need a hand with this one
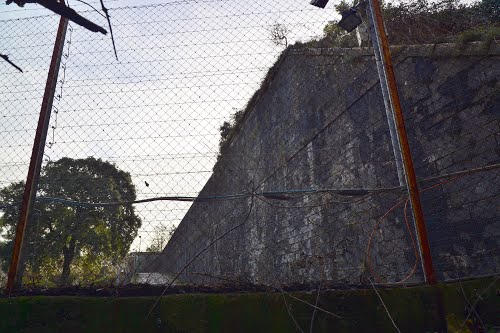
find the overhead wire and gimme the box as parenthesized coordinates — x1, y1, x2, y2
(1, 162, 498, 211)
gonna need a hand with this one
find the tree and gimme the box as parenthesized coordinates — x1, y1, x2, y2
(320, 0, 499, 47)
(0, 157, 141, 286)
(270, 23, 289, 48)
(218, 108, 245, 151)
(146, 224, 177, 252)
(321, 0, 359, 48)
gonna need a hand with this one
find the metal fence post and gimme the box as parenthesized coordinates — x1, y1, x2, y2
(6, 3, 68, 294)
(368, 0, 437, 284)
(364, 4, 405, 187)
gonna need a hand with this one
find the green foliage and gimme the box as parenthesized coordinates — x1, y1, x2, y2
(218, 109, 245, 151)
(334, 0, 353, 13)
(322, 20, 359, 48)
(219, 121, 232, 143)
(455, 26, 500, 49)
(0, 278, 497, 332)
(377, 0, 498, 45)
(312, 0, 499, 48)
(316, 0, 359, 48)
(0, 157, 141, 287)
(214, 0, 498, 160)
(0, 261, 5, 288)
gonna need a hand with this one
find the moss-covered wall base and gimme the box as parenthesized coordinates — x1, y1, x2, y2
(0, 278, 498, 333)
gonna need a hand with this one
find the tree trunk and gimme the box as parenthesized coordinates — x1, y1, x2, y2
(60, 237, 76, 286)
(14, 257, 27, 288)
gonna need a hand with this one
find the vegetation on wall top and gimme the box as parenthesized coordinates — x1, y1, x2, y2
(217, 0, 499, 156)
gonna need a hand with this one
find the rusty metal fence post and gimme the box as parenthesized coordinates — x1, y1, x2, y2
(368, 0, 437, 284)
(6, 4, 69, 294)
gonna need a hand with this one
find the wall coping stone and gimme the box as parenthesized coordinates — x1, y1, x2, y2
(290, 40, 500, 58)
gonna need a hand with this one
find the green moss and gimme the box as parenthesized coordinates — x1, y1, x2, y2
(1, 278, 498, 333)
(456, 26, 500, 43)
(455, 26, 500, 52)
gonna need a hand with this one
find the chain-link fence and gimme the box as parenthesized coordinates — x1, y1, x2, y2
(1, 0, 498, 294)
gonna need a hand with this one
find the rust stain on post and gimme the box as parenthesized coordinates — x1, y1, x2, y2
(6, 5, 68, 294)
(370, 0, 437, 284)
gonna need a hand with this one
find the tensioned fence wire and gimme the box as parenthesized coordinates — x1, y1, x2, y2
(0, 0, 498, 293)
(1, 0, 349, 288)
(1, 12, 61, 288)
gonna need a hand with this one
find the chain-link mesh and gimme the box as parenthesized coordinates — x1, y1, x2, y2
(398, 45, 499, 282)
(0, 0, 498, 295)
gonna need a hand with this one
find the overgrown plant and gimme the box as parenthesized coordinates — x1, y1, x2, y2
(270, 23, 289, 48)
(322, 0, 499, 46)
(215, 0, 498, 158)
(218, 109, 245, 152)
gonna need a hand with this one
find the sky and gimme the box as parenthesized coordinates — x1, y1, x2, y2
(0, 0, 340, 251)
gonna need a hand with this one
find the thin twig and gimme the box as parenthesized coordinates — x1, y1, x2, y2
(459, 276, 499, 333)
(145, 195, 255, 319)
(280, 288, 341, 319)
(99, 0, 118, 60)
(72, 0, 105, 17)
(309, 284, 321, 333)
(368, 277, 401, 333)
(456, 273, 485, 330)
(0, 53, 23, 72)
(281, 291, 305, 333)
(153, 266, 341, 323)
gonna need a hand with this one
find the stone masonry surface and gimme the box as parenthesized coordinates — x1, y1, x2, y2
(159, 41, 499, 285)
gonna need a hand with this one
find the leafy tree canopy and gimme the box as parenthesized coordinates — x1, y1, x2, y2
(0, 157, 141, 287)
(319, 0, 499, 48)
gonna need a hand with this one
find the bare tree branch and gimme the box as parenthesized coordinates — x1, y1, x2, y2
(460, 276, 499, 333)
(99, 0, 118, 60)
(369, 277, 401, 333)
(310, 284, 321, 333)
(270, 23, 289, 47)
(282, 292, 304, 333)
(0, 53, 23, 72)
